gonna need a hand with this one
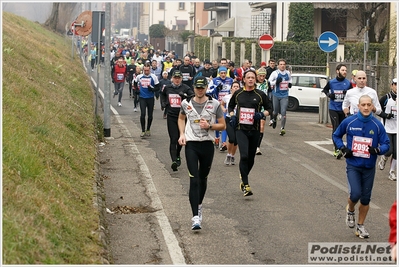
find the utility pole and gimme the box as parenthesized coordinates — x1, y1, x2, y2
(104, 3, 111, 137)
(363, 19, 369, 72)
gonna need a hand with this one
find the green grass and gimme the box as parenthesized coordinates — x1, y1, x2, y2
(2, 12, 103, 264)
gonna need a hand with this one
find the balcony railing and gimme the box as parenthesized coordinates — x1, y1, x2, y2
(204, 3, 229, 11)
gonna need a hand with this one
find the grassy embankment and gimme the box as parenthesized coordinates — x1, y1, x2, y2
(2, 12, 104, 264)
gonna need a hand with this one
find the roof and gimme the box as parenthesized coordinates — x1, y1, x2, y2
(214, 17, 235, 32)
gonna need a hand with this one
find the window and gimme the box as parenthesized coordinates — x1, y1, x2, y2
(178, 2, 185, 10)
(159, 2, 165, 10)
(159, 21, 165, 26)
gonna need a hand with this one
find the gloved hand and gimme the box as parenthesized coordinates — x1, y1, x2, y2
(340, 146, 353, 158)
(178, 91, 188, 99)
(216, 83, 223, 91)
(288, 83, 292, 88)
(343, 90, 347, 95)
(229, 115, 237, 128)
(254, 112, 265, 121)
(328, 93, 336, 100)
(148, 85, 154, 92)
(276, 77, 283, 85)
(368, 146, 380, 155)
(112, 80, 115, 84)
(386, 113, 394, 119)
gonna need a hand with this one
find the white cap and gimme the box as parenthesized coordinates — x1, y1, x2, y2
(392, 78, 397, 84)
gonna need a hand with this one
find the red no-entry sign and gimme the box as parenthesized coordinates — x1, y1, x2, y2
(258, 34, 274, 50)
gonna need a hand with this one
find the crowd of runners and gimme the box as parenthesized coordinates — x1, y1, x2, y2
(79, 38, 396, 252)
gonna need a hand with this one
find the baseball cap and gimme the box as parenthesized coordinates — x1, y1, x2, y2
(204, 60, 211, 65)
(352, 70, 358, 76)
(219, 66, 228, 73)
(194, 76, 208, 88)
(173, 70, 182, 77)
(393, 78, 397, 84)
(257, 68, 266, 75)
(261, 61, 267, 67)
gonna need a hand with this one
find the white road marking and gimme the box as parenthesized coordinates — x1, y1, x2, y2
(99, 85, 186, 265)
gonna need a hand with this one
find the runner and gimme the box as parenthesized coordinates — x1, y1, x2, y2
(220, 81, 240, 165)
(178, 76, 226, 230)
(322, 63, 353, 159)
(377, 78, 397, 181)
(228, 69, 272, 196)
(333, 95, 390, 238)
(160, 70, 194, 172)
(255, 67, 269, 155)
(268, 59, 292, 136)
(135, 64, 160, 137)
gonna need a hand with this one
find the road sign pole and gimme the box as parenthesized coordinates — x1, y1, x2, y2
(71, 25, 75, 60)
(326, 52, 329, 77)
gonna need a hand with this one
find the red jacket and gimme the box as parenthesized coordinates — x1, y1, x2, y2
(389, 201, 397, 245)
(112, 64, 127, 83)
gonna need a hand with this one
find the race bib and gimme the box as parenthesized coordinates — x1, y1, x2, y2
(391, 105, 397, 118)
(239, 107, 255, 125)
(140, 77, 151, 88)
(116, 73, 124, 81)
(218, 92, 228, 102)
(182, 73, 190, 81)
(334, 90, 344, 102)
(352, 136, 372, 158)
(280, 81, 289, 90)
(168, 94, 181, 108)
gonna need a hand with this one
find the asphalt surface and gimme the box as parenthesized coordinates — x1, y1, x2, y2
(87, 59, 397, 265)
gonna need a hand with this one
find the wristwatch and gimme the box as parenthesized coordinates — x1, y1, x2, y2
(209, 123, 213, 129)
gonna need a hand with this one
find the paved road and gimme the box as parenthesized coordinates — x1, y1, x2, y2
(88, 60, 396, 265)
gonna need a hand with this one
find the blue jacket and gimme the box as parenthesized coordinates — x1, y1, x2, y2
(333, 112, 390, 169)
(323, 77, 352, 111)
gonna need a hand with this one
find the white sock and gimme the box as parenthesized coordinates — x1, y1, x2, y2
(390, 159, 397, 173)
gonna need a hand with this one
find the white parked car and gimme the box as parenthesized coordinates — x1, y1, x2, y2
(287, 73, 329, 111)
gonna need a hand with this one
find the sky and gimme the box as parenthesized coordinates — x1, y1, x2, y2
(2, 2, 53, 23)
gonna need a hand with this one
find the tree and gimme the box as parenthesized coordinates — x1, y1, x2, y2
(287, 3, 314, 42)
(326, 3, 389, 43)
(44, 3, 77, 34)
(149, 24, 168, 38)
(180, 30, 195, 43)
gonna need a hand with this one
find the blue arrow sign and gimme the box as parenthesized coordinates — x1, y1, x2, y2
(318, 31, 339, 53)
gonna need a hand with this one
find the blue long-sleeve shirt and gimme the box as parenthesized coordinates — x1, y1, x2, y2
(333, 112, 390, 169)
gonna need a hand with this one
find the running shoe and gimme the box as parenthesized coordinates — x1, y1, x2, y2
(191, 216, 201, 230)
(214, 137, 220, 148)
(176, 157, 181, 167)
(355, 224, 369, 238)
(333, 149, 343, 160)
(171, 161, 178, 172)
(243, 184, 253, 197)
(220, 143, 227, 152)
(140, 132, 146, 138)
(378, 155, 387, 170)
(134, 108, 137, 112)
(346, 204, 355, 228)
(198, 205, 203, 222)
(118, 102, 122, 107)
(269, 119, 275, 127)
(278, 114, 282, 120)
(279, 128, 286, 136)
(239, 181, 244, 192)
(163, 114, 167, 119)
(224, 155, 231, 165)
(256, 147, 262, 155)
(230, 156, 235, 165)
(272, 119, 277, 129)
(145, 130, 151, 137)
(389, 171, 397, 181)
